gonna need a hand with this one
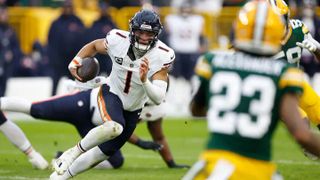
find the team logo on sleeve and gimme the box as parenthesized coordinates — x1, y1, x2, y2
(115, 57, 123, 65)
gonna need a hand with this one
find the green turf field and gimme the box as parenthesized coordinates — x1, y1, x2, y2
(0, 118, 319, 180)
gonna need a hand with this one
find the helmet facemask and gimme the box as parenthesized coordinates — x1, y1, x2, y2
(131, 28, 159, 53)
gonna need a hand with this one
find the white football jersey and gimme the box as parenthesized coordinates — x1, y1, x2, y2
(165, 14, 204, 53)
(104, 29, 175, 111)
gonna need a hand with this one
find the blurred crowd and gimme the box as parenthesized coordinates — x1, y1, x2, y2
(0, 0, 320, 96)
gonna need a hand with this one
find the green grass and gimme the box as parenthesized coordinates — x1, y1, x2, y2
(0, 118, 319, 179)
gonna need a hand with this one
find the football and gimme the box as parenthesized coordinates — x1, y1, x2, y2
(77, 57, 100, 82)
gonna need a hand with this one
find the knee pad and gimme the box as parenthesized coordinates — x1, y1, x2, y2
(80, 121, 124, 151)
(103, 121, 123, 139)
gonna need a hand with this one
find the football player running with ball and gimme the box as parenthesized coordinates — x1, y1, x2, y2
(183, 1, 320, 179)
(47, 9, 174, 179)
(0, 76, 188, 171)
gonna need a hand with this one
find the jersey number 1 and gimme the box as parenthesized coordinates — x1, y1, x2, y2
(124, 71, 133, 94)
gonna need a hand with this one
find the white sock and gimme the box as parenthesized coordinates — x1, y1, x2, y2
(0, 97, 32, 114)
(79, 121, 123, 151)
(94, 160, 113, 169)
(68, 147, 108, 177)
(0, 120, 32, 153)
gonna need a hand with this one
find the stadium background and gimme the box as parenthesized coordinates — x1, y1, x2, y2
(1, 1, 320, 180)
(4, 0, 320, 118)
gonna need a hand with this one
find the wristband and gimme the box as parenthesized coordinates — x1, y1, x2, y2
(68, 56, 83, 69)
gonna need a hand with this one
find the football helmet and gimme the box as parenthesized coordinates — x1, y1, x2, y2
(129, 10, 163, 51)
(233, 1, 286, 55)
(268, 0, 290, 23)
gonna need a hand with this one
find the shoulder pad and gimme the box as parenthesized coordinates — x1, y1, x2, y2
(156, 41, 175, 69)
(105, 29, 129, 47)
(195, 53, 213, 79)
(204, 52, 215, 64)
(279, 67, 304, 89)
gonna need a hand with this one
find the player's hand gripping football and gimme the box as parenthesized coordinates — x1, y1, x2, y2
(296, 33, 320, 53)
(69, 59, 84, 82)
(140, 57, 149, 83)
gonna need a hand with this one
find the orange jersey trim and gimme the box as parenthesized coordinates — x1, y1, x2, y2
(97, 87, 112, 122)
(72, 59, 80, 65)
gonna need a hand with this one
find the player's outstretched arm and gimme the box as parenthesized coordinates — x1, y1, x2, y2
(281, 93, 320, 157)
(128, 133, 163, 151)
(147, 119, 190, 169)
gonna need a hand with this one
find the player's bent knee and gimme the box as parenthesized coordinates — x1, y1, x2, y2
(103, 121, 123, 139)
(109, 154, 124, 169)
(0, 113, 7, 125)
(30, 104, 46, 119)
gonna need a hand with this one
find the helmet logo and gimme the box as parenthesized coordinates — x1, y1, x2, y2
(140, 24, 152, 31)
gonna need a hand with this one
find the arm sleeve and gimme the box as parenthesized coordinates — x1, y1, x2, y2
(142, 80, 167, 105)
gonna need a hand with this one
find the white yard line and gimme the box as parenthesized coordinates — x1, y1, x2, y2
(0, 170, 12, 173)
(275, 159, 320, 165)
(125, 154, 320, 165)
(0, 176, 47, 180)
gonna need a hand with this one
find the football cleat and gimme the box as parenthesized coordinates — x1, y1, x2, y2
(28, 151, 49, 170)
(49, 171, 68, 180)
(53, 146, 81, 175)
(51, 151, 63, 169)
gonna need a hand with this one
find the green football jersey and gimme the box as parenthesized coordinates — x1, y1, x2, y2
(274, 19, 309, 66)
(195, 51, 304, 161)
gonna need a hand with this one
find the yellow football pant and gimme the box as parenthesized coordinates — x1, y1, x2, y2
(299, 82, 320, 125)
(184, 150, 277, 180)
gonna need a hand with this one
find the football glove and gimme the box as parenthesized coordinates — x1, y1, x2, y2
(303, 148, 319, 161)
(135, 139, 163, 151)
(167, 160, 190, 169)
(296, 33, 320, 53)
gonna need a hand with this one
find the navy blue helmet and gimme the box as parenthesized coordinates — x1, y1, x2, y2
(129, 10, 163, 50)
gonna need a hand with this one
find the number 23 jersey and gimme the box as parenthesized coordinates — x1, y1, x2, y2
(195, 51, 304, 161)
(105, 29, 175, 111)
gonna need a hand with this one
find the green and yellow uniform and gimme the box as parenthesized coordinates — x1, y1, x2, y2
(190, 51, 304, 180)
(275, 19, 320, 125)
(274, 19, 309, 65)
